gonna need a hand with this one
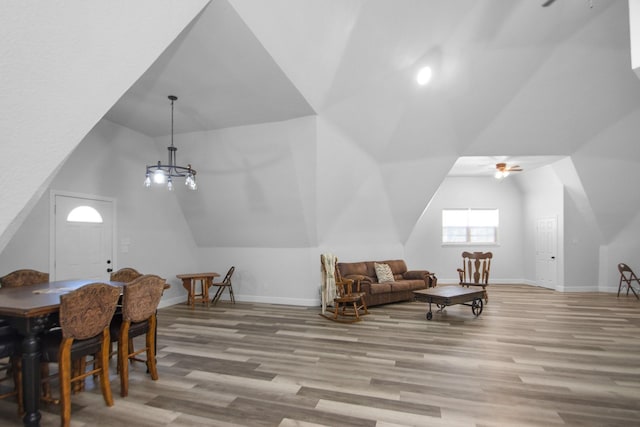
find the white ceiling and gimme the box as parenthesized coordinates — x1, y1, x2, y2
(104, 0, 315, 136)
(447, 155, 567, 177)
(99, 0, 640, 247)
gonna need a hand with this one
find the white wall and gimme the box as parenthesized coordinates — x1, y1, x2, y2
(196, 247, 319, 305)
(517, 165, 564, 290)
(563, 188, 601, 291)
(405, 176, 525, 284)
(600, 210, 640, 292)
(0, 120, 200, 307)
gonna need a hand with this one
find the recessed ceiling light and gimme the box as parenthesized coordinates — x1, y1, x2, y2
(416, 66, 432, 85)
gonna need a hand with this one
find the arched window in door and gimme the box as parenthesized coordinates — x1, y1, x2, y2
(66, 206, 103, 223)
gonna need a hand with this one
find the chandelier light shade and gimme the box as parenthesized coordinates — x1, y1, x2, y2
(144, 95, 197, 191)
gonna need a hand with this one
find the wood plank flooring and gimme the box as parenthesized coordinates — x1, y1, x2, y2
(0, 284, 639, 426)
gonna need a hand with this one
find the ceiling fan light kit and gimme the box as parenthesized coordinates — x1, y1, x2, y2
(494, 162, 522, 179)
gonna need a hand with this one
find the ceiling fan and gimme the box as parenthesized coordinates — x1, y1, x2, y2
(495, 162, 522, 179)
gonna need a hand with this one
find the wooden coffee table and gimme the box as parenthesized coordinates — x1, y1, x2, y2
(413, 286, 484, 320)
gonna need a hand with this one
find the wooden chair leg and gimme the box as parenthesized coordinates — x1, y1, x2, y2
(40, 363, 51, 401)
(146, 315, 159, 381)
(11, 356, 23, 416)
(119, 323, 130, 397)
(59, 340, 72, 427)
(228, 285, 236, 303)
(128, 337, 135, 364)
(99, 330, 114, 406)
(360, 296, 368, 315)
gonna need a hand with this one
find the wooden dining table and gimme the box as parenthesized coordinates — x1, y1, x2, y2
(0, 279, 126, 427)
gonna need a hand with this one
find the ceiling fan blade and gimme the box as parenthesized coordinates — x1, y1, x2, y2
(507, 165, 522, 171)
(541, 0, 556, 6)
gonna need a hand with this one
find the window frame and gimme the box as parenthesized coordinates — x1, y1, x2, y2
(441, 208, 499, 246)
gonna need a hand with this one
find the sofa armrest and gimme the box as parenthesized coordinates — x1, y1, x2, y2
(404, 270, 437, 287)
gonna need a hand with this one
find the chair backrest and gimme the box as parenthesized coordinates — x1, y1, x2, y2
(59, 283, 120, 340)
(110, 267, 143, 283)
(331, 259, 358, 297)
(221, 266, 235, 285)
(0, 269, 49, 288)
(121, 275, 166, 323)
(459, 251, 493, 284)
(618, 263, 638, 281)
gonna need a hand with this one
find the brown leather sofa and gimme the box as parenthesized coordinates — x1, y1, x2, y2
(336, 259, 437, 307)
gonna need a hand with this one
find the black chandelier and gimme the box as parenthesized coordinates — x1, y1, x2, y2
(144, 95, 197, 191)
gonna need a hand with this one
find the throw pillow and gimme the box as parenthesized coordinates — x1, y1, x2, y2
(374, 263, 395, 283)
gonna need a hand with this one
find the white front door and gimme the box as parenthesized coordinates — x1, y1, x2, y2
(535, 216, 558, 289)
(51, 193, 115, 281)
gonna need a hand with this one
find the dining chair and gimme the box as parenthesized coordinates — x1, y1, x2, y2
(0, 269, 49, 287)
(210, 266, 235, 305)
(0, 320, 23, 416)
(458, 251, 492, 303)
(110, 267, 143, 283)
(110, 274, 165, 397)
(108, 267, 144, 357)
(40, 283, 120, 427)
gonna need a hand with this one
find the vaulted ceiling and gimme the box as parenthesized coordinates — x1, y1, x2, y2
(102, 0, 640, 247)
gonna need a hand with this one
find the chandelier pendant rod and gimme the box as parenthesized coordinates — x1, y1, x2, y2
(144, 95, 197, 190)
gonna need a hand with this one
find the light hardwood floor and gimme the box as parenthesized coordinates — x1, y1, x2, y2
(1, 284, 639, 426)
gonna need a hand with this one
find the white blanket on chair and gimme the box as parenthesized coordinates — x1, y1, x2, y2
(321, 253, 337, 314)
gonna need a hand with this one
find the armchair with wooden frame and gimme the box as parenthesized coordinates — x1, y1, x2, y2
(458, 251, 492, 304)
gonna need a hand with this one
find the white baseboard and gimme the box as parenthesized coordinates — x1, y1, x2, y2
(159, 295, 187, 309)
(158, 294, 320, 308)
(237, 295, 319, 307)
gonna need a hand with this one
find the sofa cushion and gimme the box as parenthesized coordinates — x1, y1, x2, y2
(383, 260, 408, 275)
(375, 263, 395, 283)
(338, 262, 369, 278)
(390, 280, 425, 292)
(369, 282, 393, 294)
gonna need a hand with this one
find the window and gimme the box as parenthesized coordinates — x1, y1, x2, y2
(66, 206, 103, 223)
(442, 209, 498, 244)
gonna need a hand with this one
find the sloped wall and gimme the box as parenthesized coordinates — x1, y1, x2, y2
(0, 120, 200, 307)
(0, 0, 208, 253)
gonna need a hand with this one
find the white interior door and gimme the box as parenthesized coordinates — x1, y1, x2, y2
(535, 216, 558, 289)
(52, 193, 115, 281)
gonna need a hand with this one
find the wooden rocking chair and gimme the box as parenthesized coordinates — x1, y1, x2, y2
(320, 258, 368, 323)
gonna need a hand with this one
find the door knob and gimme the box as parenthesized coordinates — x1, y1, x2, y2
(107, 268, 113, 273)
